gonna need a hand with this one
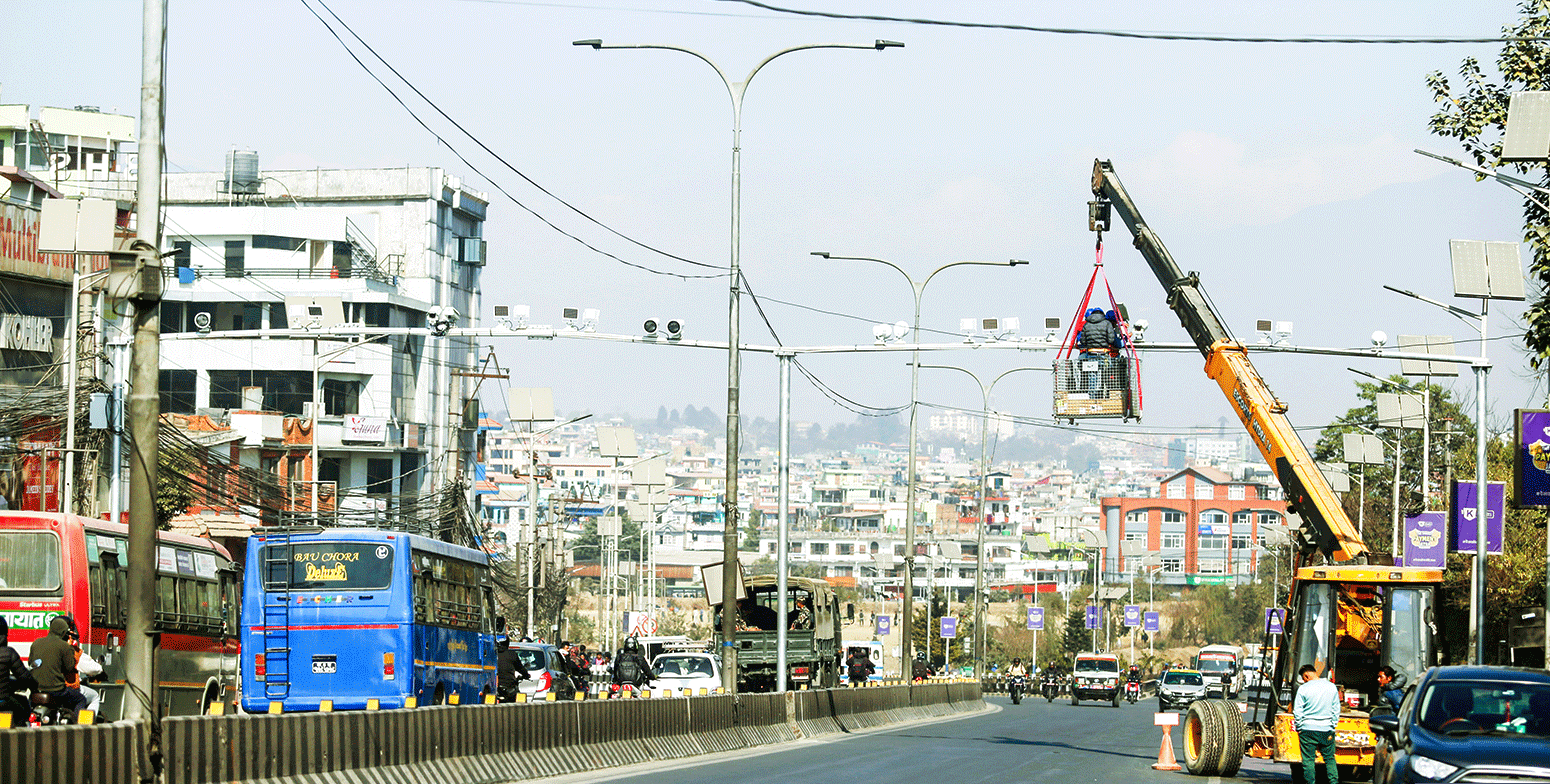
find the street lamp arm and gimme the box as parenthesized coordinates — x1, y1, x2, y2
(575, 41, 737, 99)
(741, 42, 898, 91)
(920, 259, 1026, 292)
(811, 252, 913, 292)
(1380, 284, 1483, 327)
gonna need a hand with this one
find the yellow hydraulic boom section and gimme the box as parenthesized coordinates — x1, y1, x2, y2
(1090, 159, 1367, 562)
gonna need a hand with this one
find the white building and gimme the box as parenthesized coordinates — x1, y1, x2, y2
(157, 162, 488, 519)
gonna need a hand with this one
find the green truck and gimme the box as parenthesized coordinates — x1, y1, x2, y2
(712, 575, 842, 692)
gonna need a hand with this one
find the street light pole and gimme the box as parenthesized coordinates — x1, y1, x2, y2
(813, 252, 1027, 678)
(577, 38, 902, 692)
(917, 363, 1046, 678)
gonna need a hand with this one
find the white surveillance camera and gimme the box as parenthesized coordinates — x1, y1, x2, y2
(665, 319, 683, 341)
(873, 324, 891, 344)
(193, 311, 212, 334)
(1132, 319, 1148, 339)
(644, 318, 661, 337)
(1371, 330, 1388, 348)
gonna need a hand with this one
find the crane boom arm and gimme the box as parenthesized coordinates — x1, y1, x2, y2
(1090, 159, 1366, 562)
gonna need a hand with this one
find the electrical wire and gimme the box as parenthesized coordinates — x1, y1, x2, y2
(300, 0, 729, 281)
(719, 0, 1545, 45)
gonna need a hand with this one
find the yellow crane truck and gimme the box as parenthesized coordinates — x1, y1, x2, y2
(1090, 160, 1442, 780)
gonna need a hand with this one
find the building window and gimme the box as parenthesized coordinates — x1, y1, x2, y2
(1163, 510, 1183, 524)
(1162, 558, 1182, 573)
(1194, 482, 1215, 500)
(367, 458, 393, 496)
(1125, 509, 1148, 523)
(322, 379, 361, 416)
(1200, 534, 1227, 550)
(1200, 510, 1228, 526)
(1162, 533, 1184, 550)
(224, 240, 245, 277)
(1232, 533, 1253, 551)
(1124, 530, 1147, 544)
(173, 240, 191, 268)
(252, 235, 306, 252)
(810, 542, 829, 555)
(1228, 485, 1246, 501)
(1197, 560, 1225, 574)
(837, 543, 853, 556)
(1258, 511, 1280, 527)
(159, 369, 196, 413)
(1166, 483, 1185, 500)
(332, 241, 353, 278)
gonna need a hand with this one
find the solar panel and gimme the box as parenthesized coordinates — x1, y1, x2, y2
(1485, 241, 1527, 300)
(1376, 393, 1403, 428)
(1397, 334, 1431, 376)
(1501, 91, 1550, 162)
(1425, 335, 1459, 376)
(1450, 240, 1491, 298)
(1320, 462, 1351, 493)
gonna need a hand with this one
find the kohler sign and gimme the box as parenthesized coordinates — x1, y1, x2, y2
(1, 313, 53, 352)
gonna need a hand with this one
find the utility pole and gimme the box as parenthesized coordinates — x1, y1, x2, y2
(124, 0, 166, 768)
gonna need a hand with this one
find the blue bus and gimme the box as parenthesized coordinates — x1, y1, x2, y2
(240, 528, 497, 712)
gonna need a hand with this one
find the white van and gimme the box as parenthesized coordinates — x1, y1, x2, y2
(1193, 644, 1244, 698)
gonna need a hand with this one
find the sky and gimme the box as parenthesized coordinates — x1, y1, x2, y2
(4, 0, 1545, 448)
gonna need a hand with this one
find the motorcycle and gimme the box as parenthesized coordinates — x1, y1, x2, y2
(1040, 675, 1061, 703)
(1125, 680, 1141, 704)
(1007, 675, 1026, 705)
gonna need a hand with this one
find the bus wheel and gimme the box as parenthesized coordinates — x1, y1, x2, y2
(200, 682, 221, 716)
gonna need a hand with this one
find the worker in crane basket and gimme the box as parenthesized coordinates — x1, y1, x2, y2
(1077, 307, 1121, 391)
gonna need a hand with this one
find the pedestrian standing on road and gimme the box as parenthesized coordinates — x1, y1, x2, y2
(1292, 664, 1341, 784)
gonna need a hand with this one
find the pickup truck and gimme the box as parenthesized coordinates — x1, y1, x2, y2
(711, 575, 842, 692)
(1069, 652, 1122, 707)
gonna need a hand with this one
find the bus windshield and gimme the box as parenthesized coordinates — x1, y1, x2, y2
(1198, 656, 1234, 674)
(0, 532, 61, 592)
(262, 542, 394, 590)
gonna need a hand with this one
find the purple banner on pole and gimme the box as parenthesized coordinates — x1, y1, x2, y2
(1143, 611, 1159, 633)
(1085, 605, 1100, 630)
(1402, 512, 1447, 568)
(1265, 608, 1285, 635)
(1028, 607, 1043, 631)
(1450, 480, 1505, 555)
(1516, 409, 1550, 507)
(940, 616, 957, 639)
(1124, 604, 1140, 626)
(876, 614, 891, 636)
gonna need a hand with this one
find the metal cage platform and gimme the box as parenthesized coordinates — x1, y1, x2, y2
(1053, 356, 1140, 421)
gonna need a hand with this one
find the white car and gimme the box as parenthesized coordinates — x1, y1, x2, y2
(651, 652, 721, 695)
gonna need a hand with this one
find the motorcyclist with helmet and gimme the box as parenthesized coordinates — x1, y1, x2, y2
(28, 615, 86, 723)
(1125, 664, 1144, 702)
(611, 636, 653, 694)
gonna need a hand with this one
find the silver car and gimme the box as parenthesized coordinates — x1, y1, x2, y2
(512, 643, 578, 700)
(1158, 669, 1208, 710)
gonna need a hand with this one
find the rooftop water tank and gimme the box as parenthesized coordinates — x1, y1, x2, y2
(222, 149, 260, 195)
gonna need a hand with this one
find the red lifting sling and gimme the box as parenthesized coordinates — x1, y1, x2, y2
(1053, 242, 1142, 420)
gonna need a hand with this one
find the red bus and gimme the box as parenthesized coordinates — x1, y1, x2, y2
(0, 511, 241, 718)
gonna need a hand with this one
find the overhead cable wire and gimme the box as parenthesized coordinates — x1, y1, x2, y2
(719, 0, 1545, 45)
(302, 0, 728, 280)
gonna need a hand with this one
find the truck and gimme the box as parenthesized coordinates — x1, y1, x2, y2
(710, 575, 842, 692)
(1090, 160, 1443, 779)
(1193, 644, 1244, 698)
(1069, 652, 1123, 707)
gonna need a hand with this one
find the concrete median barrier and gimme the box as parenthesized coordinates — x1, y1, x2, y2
(14, 681, 982, 784)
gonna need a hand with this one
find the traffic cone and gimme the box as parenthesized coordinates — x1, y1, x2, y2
(1153, 725, 1182, 771)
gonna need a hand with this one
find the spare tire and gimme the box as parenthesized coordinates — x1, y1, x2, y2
(1183, 699, 1225, 776)
(1209, 699, 1247, 778)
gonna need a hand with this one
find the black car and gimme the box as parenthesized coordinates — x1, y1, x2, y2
(1369, 665, 1550, 784)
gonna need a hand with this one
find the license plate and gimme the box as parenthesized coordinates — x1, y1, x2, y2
(312, 655, 338, 674)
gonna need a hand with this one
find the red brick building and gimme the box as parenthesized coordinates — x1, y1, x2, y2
(1100, 465, 1286, 586)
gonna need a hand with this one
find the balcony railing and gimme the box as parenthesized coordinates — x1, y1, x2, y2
(165, 264, 397, 285)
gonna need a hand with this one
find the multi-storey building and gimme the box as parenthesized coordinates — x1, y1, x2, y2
(156, 161, 487, 522)
(1100, 465, 1286, 586)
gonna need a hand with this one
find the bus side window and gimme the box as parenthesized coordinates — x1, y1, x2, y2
(89, 562, 108, 624)
(99, 553, 125, 628)
(156, 574, 178, 628)
(482, 586, 496, 633)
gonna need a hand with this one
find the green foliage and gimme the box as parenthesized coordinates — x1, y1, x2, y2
(571, 513, 642, 563)
(1427, 0, 1550, 366)
(1311, 377, 1474, 554)
(1162, 583, 1276, 648)
(908, 588, 975, 668)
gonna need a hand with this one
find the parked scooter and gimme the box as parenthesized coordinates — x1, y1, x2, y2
(1008, 675, 1026, 705)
